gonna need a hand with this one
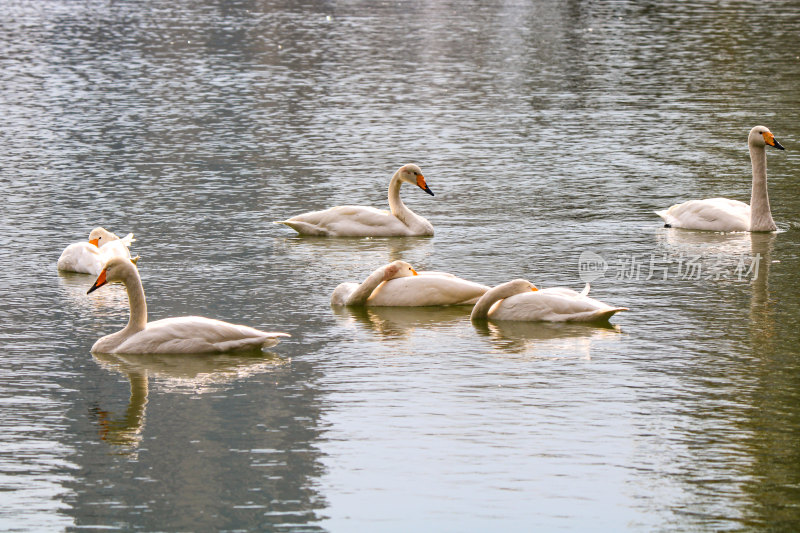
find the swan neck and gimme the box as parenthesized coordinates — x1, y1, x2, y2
(346, 266, 389, 305)
(471, 284, 511, 320)
(124, 270, 148, 333)
(387, 171, 409, 218)
(748, 142, 775, 231)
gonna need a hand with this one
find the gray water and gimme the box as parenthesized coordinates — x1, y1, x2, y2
(2, 0, 800, 531)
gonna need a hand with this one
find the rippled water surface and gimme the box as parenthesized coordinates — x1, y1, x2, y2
(2, 1, 800, 531)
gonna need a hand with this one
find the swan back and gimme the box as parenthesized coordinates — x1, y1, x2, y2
(368, 273, 489, 306)
(57, 242, 103, 274)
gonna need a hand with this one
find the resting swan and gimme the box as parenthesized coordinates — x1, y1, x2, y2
(331, 260, 489, 306)
(656, 125, 785, 232)
(276, 164, 435, 237)
(58, 228, 137, 276)
(470, 279, 627, 322)
(87, 257, 289, 354)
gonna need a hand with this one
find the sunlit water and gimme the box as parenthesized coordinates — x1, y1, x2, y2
(2, 0, 800, 531)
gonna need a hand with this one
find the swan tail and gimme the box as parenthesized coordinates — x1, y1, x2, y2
(130, 255, 141, 265)
(655, 209, 678, 228)
(583, 307, 628, 323)
(214, 332, 291, 353)
(120, 233, 135, 247)
(580, 283, 590, 297)
(274, 220, 330, 236)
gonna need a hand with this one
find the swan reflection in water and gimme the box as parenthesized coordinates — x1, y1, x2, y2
(333, 305, 621, 359)
(90, 351, 287, 453)
(472, 320, 622, 358)
(332, 305, 469, 339)
(58, 270, 129, 314)
(658, 227, 763, 258)
(658, 228, 776, 310)
(274, 234, 435, 283)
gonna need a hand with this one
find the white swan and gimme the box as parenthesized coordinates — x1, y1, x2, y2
(656, 125, 785, 232)
(331, 260, 489, 306)
(276, 164, 435, 237)
(87, 257, 289, 354)
(470, 279, 627, 322)
(58, 228, 137, 275)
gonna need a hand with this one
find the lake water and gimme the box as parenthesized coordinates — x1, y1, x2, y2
(2, 0, 800, 530)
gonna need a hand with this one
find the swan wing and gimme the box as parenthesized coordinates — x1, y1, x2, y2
(276, 206, 419, 237)
(489, 291, 626, 322)
(57, 242, 103, 275)
(113, 316, 290, 354)
(117, 233, 135, 247)
(98, 239, 134, 262)
(366, 275, 490, 306)
(656, 198, 750, 231)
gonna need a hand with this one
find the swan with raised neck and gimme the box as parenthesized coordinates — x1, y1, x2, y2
(276, 164, 435, 237)
(656, 125, 784, 232)
(87, 257, 289, 354)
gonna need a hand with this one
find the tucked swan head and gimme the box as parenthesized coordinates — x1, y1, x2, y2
(502, 279, 538, 294)
(88, 227, 119, 248)
(749, 125, 785, 151)
(382, 260, 418, 281)
(470, 279, 538, 321)
(396, 164, 434, 196)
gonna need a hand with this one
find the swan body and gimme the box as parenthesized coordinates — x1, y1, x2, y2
(58, 228, 136, 275)
(331, 260, 489, 306)
(276, 164, 435, 237)
(87, 257, 289, 354)
(656, 126, 784, 232)
(470, 279, 627, 322)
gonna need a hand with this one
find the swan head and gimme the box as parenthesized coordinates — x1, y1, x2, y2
(749, 126, 785, 151)
(88, 227, 118, 248)
(396, 164, 434, 196)
(383, 260, 418, 281)
(87, 256, 137, 294)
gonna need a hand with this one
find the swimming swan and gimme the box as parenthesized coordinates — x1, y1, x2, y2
(470, 279, 627, 322)
(58, 227, 137, 276)
(276, 164, 435, 237)
(656, 126, 785, 232)
(331, 260, 489, 306)
(87, 257, 289, 354)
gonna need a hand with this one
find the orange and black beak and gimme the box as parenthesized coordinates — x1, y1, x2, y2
(89, 238, 99, 247)
(763, 131, 785, 150)
(87, 269, 108, 294)
(411, 267, 418, 276)
(416, 174, 434, 196)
